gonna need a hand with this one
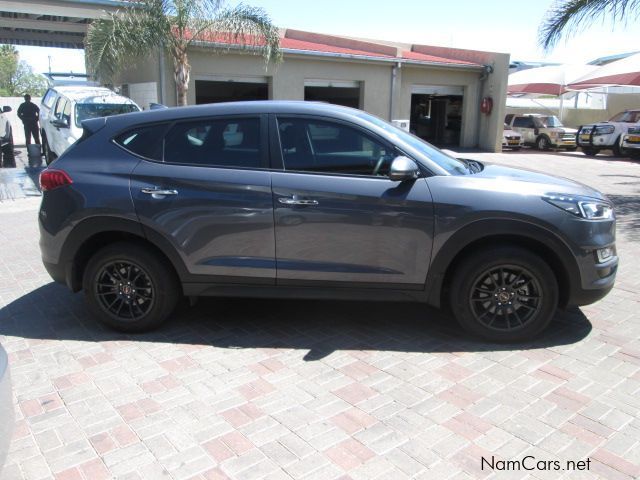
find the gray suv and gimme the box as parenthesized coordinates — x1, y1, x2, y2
(38, 102, 617, 342)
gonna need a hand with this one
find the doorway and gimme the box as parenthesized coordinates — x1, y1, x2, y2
(409, 86, 464, 147)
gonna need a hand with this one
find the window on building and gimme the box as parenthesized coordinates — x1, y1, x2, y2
(277, 117, 394, 176)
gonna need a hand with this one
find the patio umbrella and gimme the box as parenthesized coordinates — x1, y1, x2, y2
(508, 65, 597, 121)
(508, 64, 598, 95)
(568, 52, 640, 89)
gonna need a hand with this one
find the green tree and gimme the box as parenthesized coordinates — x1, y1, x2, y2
(85, 0, 281, 106)
(0, 44, 47, 96)
(539, 0, 640, 51)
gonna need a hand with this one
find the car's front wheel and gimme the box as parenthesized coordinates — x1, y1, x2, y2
(536, 135, 550, 151)
(450, 247, 558, 342)
(82, 242, 180, 332)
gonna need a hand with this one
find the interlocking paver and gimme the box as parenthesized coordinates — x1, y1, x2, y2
(1, 150, 639, 479)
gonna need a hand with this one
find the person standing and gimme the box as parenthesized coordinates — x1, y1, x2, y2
(17, 94, 40, 145)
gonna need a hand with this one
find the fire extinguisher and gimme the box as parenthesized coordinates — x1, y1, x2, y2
(480, 97, 493, 115)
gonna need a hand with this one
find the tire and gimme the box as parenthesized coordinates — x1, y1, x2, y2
(42, 137, 55, 165)
(612, 136, 625, 157)
(449, 246, 558, 342)
(536, 135, 550, 151)
(582, 147, 599, 156)
(82, 242, 180, 332)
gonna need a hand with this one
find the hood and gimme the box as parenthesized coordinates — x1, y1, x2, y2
(471, 163, 604, 199)
(549, 127, 577, 134)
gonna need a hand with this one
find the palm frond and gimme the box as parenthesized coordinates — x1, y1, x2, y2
(85, 0, 170, 81)
(189, 3, 281, 63)
(539, 0, 640, 52)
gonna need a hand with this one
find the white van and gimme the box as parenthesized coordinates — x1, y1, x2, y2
(40, 84, 140, 164)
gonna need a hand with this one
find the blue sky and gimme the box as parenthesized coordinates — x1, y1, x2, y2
(17, 0, 640, 73)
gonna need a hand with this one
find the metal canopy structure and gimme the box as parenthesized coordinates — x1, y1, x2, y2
(0, 0, 128, 49)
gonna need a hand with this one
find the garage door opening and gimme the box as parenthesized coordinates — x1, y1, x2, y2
(195, 80, 268, 105)
(304, 80, 361, 109)
(410, 86, 463, 147)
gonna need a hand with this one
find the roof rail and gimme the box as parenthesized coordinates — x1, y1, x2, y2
(43, 72, 99, 86)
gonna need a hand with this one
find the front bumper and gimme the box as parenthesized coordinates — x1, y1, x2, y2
(577, 131, 617, 148)
(567, 247, 618, 307)
(0, 345, 14, 475)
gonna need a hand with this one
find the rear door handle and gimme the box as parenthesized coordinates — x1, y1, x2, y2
(141, 187, 178, 196)
(278, 196, 318, 206)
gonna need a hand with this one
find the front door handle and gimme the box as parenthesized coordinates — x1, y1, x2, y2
(141, 187, 178, 196)
(278, 196, 318, 206)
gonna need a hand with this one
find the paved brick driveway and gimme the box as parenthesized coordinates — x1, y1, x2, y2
(0, 150, 639, 480)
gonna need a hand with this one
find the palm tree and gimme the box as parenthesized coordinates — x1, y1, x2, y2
(539, 0, 640, 51)
(85, 0, 281, 106)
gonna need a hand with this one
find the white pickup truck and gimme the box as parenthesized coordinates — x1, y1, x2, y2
(504, 113, 577, 150)
(577, 110, 640, 157)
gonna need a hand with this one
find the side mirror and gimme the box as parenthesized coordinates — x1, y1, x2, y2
(2, 106, 11, 113)
(388, 156, 420, 181)
(51, 118, 69, 129)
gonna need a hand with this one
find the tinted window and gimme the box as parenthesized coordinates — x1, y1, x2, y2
(164, 117, 261, 168)
(115, 124, 168, 161)
(609, 111, 640, 123)
(277, 118, 394, 176)
(513, 116, 534, 128)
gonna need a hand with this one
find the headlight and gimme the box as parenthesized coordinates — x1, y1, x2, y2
(543, 194, 614, 220)
(595, 125, 615, 135)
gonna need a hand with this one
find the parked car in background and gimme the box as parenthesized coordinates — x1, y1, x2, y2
(38, 101, 617, 342)
(0, 343, 13, 474)
(502, 123, 523, 150)
(505, 113, 577, 150)
(40, 85, 139, 164)
(577, 109, 640, 157)
(621, 125, 640, 158)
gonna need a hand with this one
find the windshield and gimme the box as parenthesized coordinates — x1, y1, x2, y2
(609, 111, 640, 123)
(75, 103, 140, 127)
(533, 116, 563, 128)
(355, 112, 470, 175)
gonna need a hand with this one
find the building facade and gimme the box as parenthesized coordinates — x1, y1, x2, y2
(118, 30, 509, 152)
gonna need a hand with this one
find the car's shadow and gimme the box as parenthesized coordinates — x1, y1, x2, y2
(0, 283, 592, 360)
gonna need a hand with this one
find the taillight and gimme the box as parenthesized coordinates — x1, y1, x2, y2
(40, 169, 73, 191)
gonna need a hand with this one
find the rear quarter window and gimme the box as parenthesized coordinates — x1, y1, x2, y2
(114, 124, 168, 161)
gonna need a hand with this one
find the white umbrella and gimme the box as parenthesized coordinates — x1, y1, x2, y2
(508, 64, 597, 96)
(568, 52, 640, 89)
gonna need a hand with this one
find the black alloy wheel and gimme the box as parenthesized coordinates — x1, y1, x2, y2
(94, 260, 154, 321)
(469, 265, 542, 332)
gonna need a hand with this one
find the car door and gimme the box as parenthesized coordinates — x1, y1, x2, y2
(271, 115, 434, 287)
(48, 95, 67, 155)
(512, 116, 536, 143)
(127, 115, 276, 283)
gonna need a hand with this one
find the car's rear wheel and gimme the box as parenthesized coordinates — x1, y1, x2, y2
(82, 242, 179, 332)
(536, 135, 550, 151)
(450, 247, 558, 342)
(582, 147, 599, 156)
(42, 137, 55, 165)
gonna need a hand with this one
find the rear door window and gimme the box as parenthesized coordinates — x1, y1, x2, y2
(163, 117, 263, 168)
(513, 116, 535, 128)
